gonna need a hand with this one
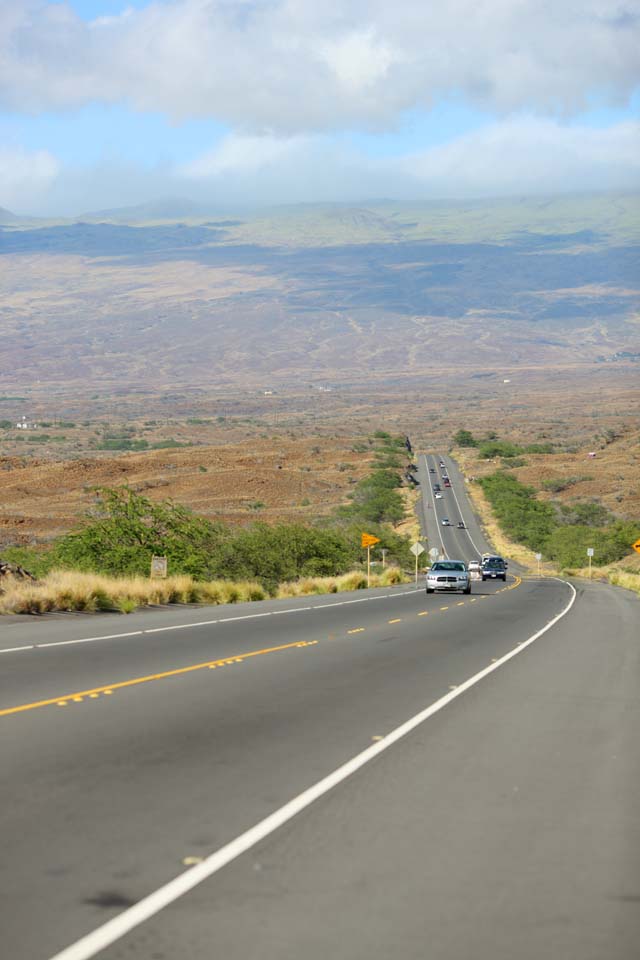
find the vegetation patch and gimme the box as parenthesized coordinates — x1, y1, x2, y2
(478, 470, 639, 568)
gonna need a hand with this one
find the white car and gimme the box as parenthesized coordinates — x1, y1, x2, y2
(435, 492, 443, 499)
(441, 518, 451, 526)
(426, 560, 471, 594)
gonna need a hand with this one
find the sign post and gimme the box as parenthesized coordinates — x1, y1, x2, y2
(587, 547, 594, 579)
(380, 548, 388, 569)
(150, 555, 168, 579)
(361, 533, 381, 587)
(410, 542, 425, 584)
(535, 552, 542, 576)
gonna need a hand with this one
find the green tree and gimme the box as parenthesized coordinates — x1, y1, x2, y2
(52, 487, 227, 578)
(453, 429, 477, 447)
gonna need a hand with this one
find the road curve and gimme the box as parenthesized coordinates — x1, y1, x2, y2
(1, 456, 638, 960)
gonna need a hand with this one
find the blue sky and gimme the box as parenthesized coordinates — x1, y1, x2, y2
(1, 1, 638, 214)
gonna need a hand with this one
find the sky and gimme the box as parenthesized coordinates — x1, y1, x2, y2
(0, 0, 639, 215)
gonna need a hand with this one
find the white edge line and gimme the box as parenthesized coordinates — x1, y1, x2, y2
(445, 460, 484, 558)
(47, 578, 577, 960)
(144, 621, 219, 634)
(6, 589, 422, 653)
(36, 632, 143, 649)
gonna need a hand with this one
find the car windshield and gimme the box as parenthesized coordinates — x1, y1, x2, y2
(432, 562, 465, 572)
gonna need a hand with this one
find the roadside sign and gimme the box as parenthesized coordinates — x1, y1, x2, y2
(410, 542, 425, 556)
(633, 539, 640, 555)
(587, 548, 594, 557)
(429, 547, 439, 561)
(535, 553, 542, 560)
(150, 555, 168, 578)
(361, 532, 381, 548)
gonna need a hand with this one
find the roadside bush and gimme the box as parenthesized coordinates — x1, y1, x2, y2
(545, 521, 640, 568)
(479, 472, 556, 552)
(453, 429, 477, 447)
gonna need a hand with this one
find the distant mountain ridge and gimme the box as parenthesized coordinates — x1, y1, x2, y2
(0, 206, 20, 224)
(1, 193, 638, 392)
(79, 197, 226, 222)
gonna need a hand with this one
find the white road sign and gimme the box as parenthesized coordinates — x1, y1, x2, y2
(587, 547, 594, 557)
(410, 542, 425, 556)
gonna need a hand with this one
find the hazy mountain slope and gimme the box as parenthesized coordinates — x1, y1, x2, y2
(1, 194, 638, 391)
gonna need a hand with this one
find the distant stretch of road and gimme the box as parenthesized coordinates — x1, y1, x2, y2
(417, 452, 492, 563)
(1, 453, 638, 960)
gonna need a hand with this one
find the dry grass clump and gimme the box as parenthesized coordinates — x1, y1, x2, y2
(608, 570, 640, 596)
(0, 571, 266, 615)
(0, 566, 406, 614)
(561, 559, 640, 597)
(276, 566, 407, 598)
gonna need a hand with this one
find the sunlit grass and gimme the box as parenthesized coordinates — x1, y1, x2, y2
(0, 566, 408, 615)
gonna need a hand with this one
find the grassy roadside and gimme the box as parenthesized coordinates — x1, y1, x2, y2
(454, 448, 640, 595)
(455, 449, 557, 573)
(0, 566, 409, 615)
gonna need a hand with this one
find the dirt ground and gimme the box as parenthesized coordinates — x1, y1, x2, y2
(0, 437, 373, 547)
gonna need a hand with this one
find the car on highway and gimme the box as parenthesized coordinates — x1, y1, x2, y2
(457, 520, 465, 529)
(429, 467, 435, 474)
(433, 483, 441, 491)
(441, 518, 451, 525)
(444, 478, 451, 487)
(468, 560, 482, 574)
(435, 492, 443, 499)
(426, 560, 471, 594)
(482, 557, 508, 581)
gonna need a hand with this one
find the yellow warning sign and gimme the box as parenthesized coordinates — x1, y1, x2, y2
(632, 538, 640, 555)
(361, 533, 381, 548)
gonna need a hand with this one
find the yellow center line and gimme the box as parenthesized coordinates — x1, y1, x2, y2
(2, 576, 525, 721)
(0, 639, 308, 719)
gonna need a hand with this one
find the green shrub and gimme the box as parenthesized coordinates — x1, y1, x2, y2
(453, 429, 477, 447)
(479, 472, 556, 552)
(545, 521, 640, 568)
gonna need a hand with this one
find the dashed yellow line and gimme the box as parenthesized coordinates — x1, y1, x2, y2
(0, 639, 310, 719)
(2, 576, 525, 720)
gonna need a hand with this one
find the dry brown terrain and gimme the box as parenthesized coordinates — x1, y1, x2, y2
(0, 437, 373, 547)
(455, 428, 640, 523)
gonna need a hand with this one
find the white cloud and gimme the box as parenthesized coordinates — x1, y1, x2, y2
(0, 146, 60, 210)
(176, 117, 640, 203)
(181, 133, 310, 178)
(0, 1, 638, 131)
(402, 118, 640, 195)
(4, 117, 638, 215)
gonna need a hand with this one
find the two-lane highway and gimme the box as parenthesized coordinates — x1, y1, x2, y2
(417, 452, 489, 563)
(1, 452, 638, 960)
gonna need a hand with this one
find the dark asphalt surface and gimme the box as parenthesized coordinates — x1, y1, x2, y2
(1, 453, 638, 960)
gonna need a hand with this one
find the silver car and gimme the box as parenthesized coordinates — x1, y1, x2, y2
(426, 560, 471, 595)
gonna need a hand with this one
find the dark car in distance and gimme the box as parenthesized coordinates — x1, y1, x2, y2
(482, 557, 508, 581)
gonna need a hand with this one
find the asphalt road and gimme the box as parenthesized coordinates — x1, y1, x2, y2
(1, 454, 638, 960)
